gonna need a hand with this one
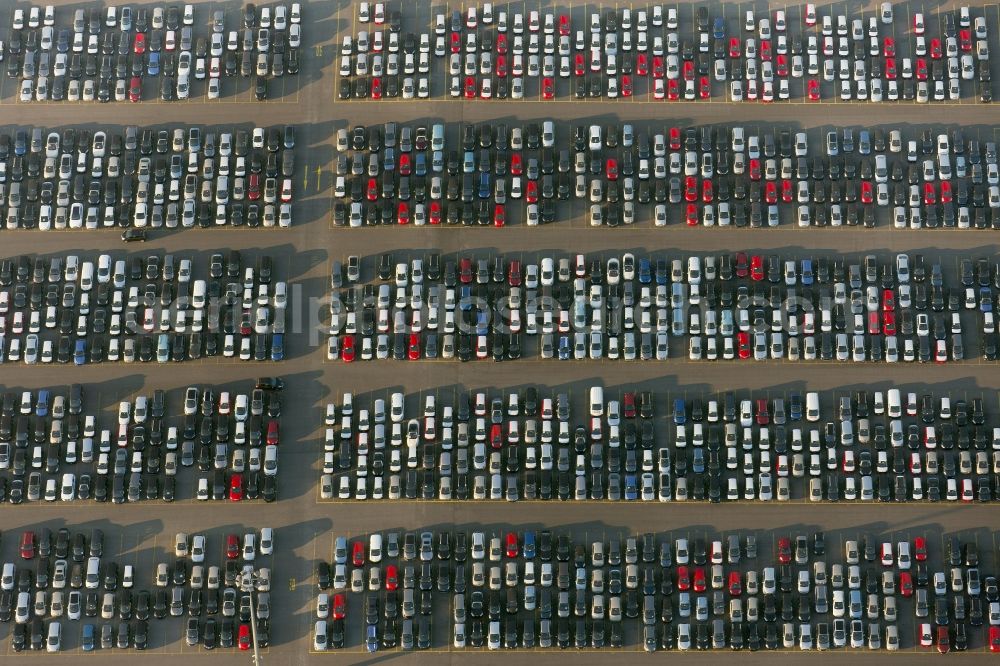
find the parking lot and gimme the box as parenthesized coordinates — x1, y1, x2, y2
(0, 0, 997, 663)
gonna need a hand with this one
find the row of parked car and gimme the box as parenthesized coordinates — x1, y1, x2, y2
(319, 384, 1000, 503)
(317, 527, 1000, 651)
(333, 121, 1000, 228)
(0, 251, 288, 365)
(0, 380, 284, 504)
(337, 2, 994, 102)
(8, 2, 302, 102)
(3, 527, 151, 652)
(0, 124, 296, 230)
(2, 526, 275, 651)
(323, 249, 999, 364)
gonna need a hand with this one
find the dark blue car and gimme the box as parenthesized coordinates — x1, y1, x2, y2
(147, 52, 160, 76)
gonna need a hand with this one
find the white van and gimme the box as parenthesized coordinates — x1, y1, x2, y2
(887, 389, 902, 418)
(589, 387, 604, 417)
(85, 557, 101, 589)
(192, 280, 207, 309)
(80, 262, 95, 291)
(805, 392, 820, 422)
(264, 445, 278, 475)
(369, 534, 383, 562)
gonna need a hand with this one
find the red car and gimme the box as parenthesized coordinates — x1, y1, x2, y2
(883, 37, 896, 57)
(510, 152, 523, 175)
(885, 57, 897, 79)
(623, 392, 636, 418)
(558, 15, 570, 35)
(542, 77, 554, 99)
(508, 260, 521, 286)
(385, 565, 399, 591)
(636, 53, 648, 76)
(685, 204, 698, 226)
(684, 176, 698, 202)
(429, 201, 442, 225)
(495, 55, 507, 78)
(490, 424, 503, 449)
(756, 399, 770, 425)
(464, 76, 476, 98)
(226, 534, 240, 559)
(332, 593, 347, 619)
(496, 33, 507, 54)
(366, 178, 379, 201)
(882, 290, 896, 311)
(775, 54, 788, 76)
(748, 159, 761, 181)
(267, 420, 279, 445)
(370, 76, 382, 99)
(692, 567, 706, 592)
(882, 311, 896, 335)
(352, 542, 365, 566)
(868, 311, 881, 335)
(760, 40, 771, 61)
(238, 624, 252, 650)
(459, 258, 474, 283)
(929, 38, 942, 59)
(899, 571, 914, 597)
(940, 181, 953, 203)
(525, 180, 538, 203)
(692, 76, 709, 100)
(341, 335, 355, 362)
(666, 79, 679, 100)
(923, 182, 936, 205)
(734, 252, 749, 278)
(937, 626, 949, 654)
(505, 532, 518, 558)
(990, 626, 1000, 653)
(248, 174, 261, 200)
(676, 566, 691, 591)
(914, 537, 927, 561)
(606, 158, 619, 181)
(915, 58, 928, 80)
(728, 571, 743, 596)
(807, 79, 820, 100)
(959, 29, 972, 52)
(133, 33, 146, 54)
(736, 333, 750, 358)
(621, 74, 632, 97)
(701, 179, 713, 203)
(493, 204, 505, 227)
(652, 56, 664, 78)
(450, 32, 461, 53)
(229, 473, 243, 501)
(668, 127, 681, 150)
(765, 180, 777, 203)
(682, 60, 694, 81)
(781, 180, 793, 203)
(750, 255, 764, 281)
(407, 333, 421, 360)
(729, 37, 741, 58)
(20, 531, 35, 560)
(128, 76, 142, 102)
(397, 201, 410, 224)
(574, 53, 586, 76)
(860, 180, 873, 204)
(776, 537, 792, 564)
